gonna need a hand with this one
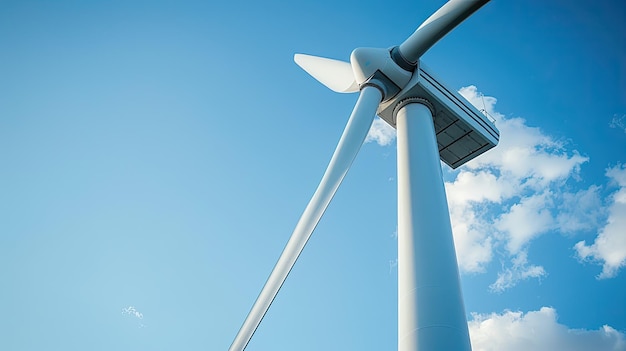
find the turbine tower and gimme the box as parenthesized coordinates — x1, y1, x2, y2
(229, 1, 499, 350)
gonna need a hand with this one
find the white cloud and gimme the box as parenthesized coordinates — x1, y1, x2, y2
(365, 117, 396, 146)
(460, 86, 588, 188)
(122, 306, 145, 327)
(446, 170, 513, 204)
(446, 178, 495, 273)
(575, 164, 626, 279)
(444, 86, 590, 287)
(489, 251, 546, 293)
(450, 208, 493, 273)
(557, 185, 604, 233)
(122, 306, 144, 319)
(469, 307, 626, 351)
(389, 258, 398, 274)
(609, 114, 626, 133)
(496, 192, 554, 254)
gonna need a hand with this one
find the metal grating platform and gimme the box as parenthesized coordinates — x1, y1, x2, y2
(377, 61, 499, 169)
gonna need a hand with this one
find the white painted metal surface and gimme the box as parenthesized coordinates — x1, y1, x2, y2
(294, 54, 359, 93)
(398, 0, 489, 63)
(350, 47, 412, 90)
(228, 86, 382, 351)
(396, 102, 471, 351)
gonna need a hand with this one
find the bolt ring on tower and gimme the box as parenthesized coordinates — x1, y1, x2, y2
(392, 97, 435, 125)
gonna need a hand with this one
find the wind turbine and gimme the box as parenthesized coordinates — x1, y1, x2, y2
(229, 0, 499, 350)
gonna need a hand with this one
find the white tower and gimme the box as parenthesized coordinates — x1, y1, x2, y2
(229, 1, 498, 350)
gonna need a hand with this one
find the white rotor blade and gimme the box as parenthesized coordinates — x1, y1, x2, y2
(229, 86, 382, 351)
(398, 0, 489, 63)
(294, 53, 359, 93)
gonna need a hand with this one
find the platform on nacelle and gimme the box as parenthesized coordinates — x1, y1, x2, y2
(377, 62, 499, 169)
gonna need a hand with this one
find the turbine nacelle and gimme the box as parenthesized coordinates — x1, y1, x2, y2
(350, 47, 412, 100)
(295, 48, 499, 169)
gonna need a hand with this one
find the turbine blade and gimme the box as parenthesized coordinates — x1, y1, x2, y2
(398, 0, 489, 63)
(229, 86, 382, 351)
(294, 53, 359, 93)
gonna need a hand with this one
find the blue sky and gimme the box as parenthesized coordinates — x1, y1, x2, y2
(1, 0, 625, 350)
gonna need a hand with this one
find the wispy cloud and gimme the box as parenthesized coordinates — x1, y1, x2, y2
(365, 117, 396, 146)
(575, 164, 626, 279)
(122, 306, 145, 328)
(122, 306, 144, 319)
(489, 251, 546, 293)
(609, 114, 626, 133)
(469, 307, 626, 351)
(556, 185, 604, 233)
(388, 258, 398, 274)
